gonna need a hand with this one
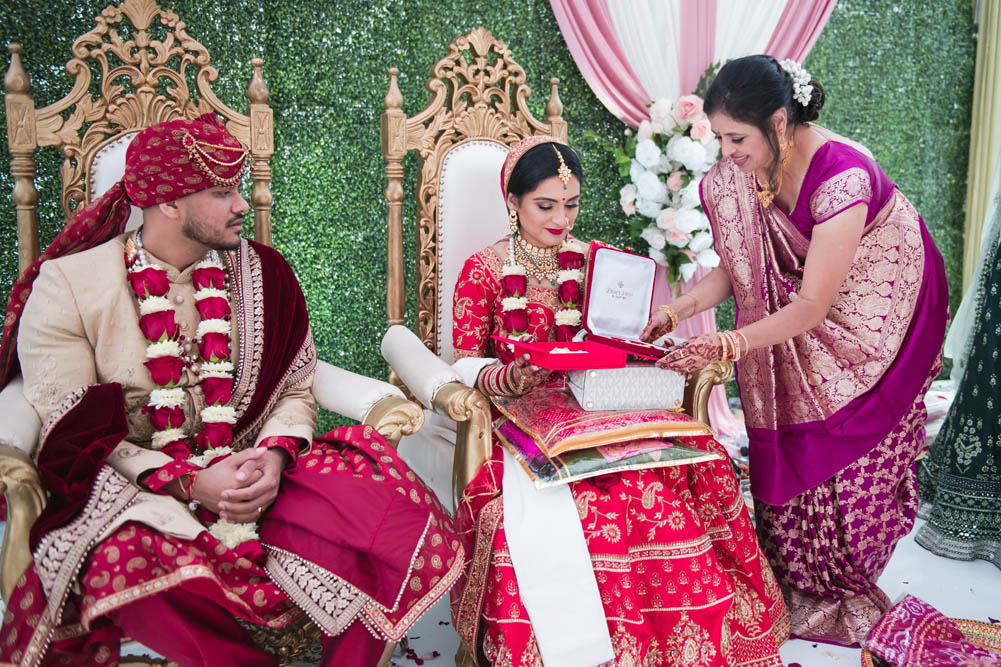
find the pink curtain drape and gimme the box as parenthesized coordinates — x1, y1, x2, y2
(765, 1, 838, 61)
(549, 0, 650, 127)
(678, 1, 717, 100)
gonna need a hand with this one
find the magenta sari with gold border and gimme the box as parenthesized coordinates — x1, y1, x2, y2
(701, 132, 949, 646)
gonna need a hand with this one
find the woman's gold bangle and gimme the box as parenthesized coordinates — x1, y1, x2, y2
(657, 305, 679, 332)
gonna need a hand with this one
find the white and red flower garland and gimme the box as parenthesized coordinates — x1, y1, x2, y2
(126, 235, 236, 456)
(500, 238, 587, 342)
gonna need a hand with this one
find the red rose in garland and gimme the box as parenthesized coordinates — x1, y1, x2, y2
(198, 332, 230, 363)
(127, 265, 171, 299)
(195, 295, 231, 320)
(500, 273, 527, 298)
(192, 266, 226, 290)
(200, 376, 233, 406)
(144, 355, 186, 387)
(139, 310, 179, 343)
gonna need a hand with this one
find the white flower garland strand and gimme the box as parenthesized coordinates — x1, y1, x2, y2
(127, 231, 235, 456)
(555, 238, 586, 327)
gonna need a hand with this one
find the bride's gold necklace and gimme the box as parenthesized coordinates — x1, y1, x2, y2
(513, 233, 560, 283)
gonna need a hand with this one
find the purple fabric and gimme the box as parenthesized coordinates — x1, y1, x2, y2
(755, 382, 932, 646)
(733, 141, 949, 505)
(765, 0, 839, 62)
(548, 0, 650, 127)
(864, 595, 1001, 665)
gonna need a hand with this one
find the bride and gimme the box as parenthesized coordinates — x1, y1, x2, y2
(448, 134, 788, 666)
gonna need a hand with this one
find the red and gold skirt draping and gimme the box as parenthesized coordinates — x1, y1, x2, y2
(0, 425, 463, 667)
(452, 436, 789, 667)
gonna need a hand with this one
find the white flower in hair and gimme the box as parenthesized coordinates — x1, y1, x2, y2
(779, 60, 813, 107)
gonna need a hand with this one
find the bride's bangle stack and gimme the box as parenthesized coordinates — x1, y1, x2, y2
(718, 330, 749, 362)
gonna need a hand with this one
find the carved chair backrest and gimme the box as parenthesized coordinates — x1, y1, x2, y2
(3, 0, 275, 276)
(381, 27, 569, 364)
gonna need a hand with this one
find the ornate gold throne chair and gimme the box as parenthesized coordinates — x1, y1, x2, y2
(377, 27, 731, 516)
(0, 1, 420, 664)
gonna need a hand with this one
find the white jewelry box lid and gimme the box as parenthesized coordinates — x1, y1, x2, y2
(584, 246, 657, 342)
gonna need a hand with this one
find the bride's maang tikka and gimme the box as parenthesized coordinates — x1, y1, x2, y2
(553, 145, 572, 191)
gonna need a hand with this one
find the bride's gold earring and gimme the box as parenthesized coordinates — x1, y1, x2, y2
(508, 209, 519, 235)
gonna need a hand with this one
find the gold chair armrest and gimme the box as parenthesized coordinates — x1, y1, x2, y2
(431, 382, 492, 509)
(682, 360, 734, 426)
(0, 444, 46, 603)
(362, 395, 425, 447)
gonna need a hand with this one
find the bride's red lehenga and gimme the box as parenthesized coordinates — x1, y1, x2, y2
(449, 247, 789, 667)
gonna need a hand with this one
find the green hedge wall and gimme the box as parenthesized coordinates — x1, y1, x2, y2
(0, 0, 975, 428)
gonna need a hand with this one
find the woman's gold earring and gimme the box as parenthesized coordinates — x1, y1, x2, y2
(509, 209, 519, 235)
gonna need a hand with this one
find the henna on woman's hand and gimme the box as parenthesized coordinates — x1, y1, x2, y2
(656, 334, 723, 373)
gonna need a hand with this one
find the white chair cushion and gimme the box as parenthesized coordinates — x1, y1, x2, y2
(311, 359, 405, 424)
(0, 376, 41, 455)
(436, 140, 510, 363)
(397, 410, 458, 510)
(91, 131, 144, 231)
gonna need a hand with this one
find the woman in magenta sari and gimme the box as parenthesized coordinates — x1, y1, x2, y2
(643, 55, 949, 646)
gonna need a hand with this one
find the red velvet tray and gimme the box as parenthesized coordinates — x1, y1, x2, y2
(491, 336, 627, 370)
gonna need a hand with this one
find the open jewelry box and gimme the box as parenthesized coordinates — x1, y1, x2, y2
(509, 243, 687, 412)
(566, 243, 686, 411)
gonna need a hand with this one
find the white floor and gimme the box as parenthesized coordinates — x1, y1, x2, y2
(391, 517, 1001, 666)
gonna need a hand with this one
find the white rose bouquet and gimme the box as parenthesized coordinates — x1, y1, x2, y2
(609, 90, 722, 284)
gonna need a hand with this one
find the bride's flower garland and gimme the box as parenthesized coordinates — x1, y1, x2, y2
(501, 237, 587, 342)
(126, 230, 257, 548)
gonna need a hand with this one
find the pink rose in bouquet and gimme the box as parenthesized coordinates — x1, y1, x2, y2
(673, 94, 704, 123)
(690, 118, 713, 142)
